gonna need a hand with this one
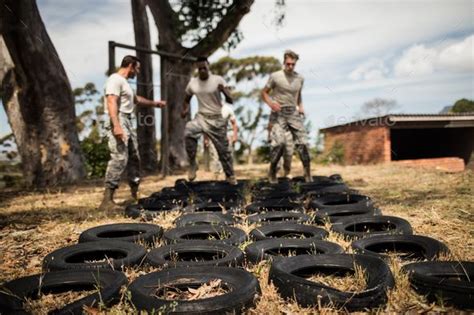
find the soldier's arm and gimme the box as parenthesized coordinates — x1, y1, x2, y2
(262, 86, 280, 112)
(107, 95, 126, 142)
(230, 117, 238, 143)
(297, 88, 304, 114)
(218, 84, 233, 104)
(135, 95, 166, 108)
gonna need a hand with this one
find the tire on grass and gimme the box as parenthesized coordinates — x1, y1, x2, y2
(146, 241, 244, 268)
(245, 239, 343, 264)
(43, 240, 146, 271)
(175, 212, 240, 227)
(129, 266, 260, 314)
(269, 254, 395, 311)
(249, 223, 328, 241)
(163, 225, 247, 246)
(79, 223, 163, 245)
(352, 234, 449, 261)
(331, 215, 413, 239)
(247, 211, 312, 225)
(0, 269, 127, 314)
(401, 261, 474, 309)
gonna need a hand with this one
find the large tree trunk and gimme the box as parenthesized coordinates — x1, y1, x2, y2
(131, 0, 158, 173)
(0, 1, 85, 187)
(161, 57, 192, 169)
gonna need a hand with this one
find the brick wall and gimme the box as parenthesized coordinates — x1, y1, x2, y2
(323, 124, 390, 164)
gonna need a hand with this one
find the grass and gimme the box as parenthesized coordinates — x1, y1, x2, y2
(0, 162, 473, 313)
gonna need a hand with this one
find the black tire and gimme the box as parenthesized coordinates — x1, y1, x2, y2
(305, 184, 355, 196)
(249, 223, 328, 241)
(43, 240, 146, 271)
(331, 215, 413, 239)
(78, 223, 163, 244)
(146, 241, 245, 268)
(163, 225, 247, 246)
(310, 193, 373, 211)
(129, 266, 260, 314)
(175, 212, 240, 227)
(0, 269, 127, 314)
(183, 201, 243, 213)
(246, 200, 304, 214)
(148, 188, 189, 201)
(269, 254, 395, 311)
(194, 191, 244, 203)
(315, 207, 382, 223)
(402, 261, 474, 309)
(291, 175, 335, 183)
(408, 261, 474, 308)
(124, 203, 181, 220)
(352, 235, 450, 261)
(245, 239, 343, 264)
(247, 211, 312, 224)
(138, 197, 187, 210)
(252, 191, 304, 203)
(252, 181, 291, 192)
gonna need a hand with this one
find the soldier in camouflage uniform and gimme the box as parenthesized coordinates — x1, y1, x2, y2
(262, 50, 312, 183)
(268, 111, 294, 177)
(100, 55, 166, 212)
(181, 57, 237, 185)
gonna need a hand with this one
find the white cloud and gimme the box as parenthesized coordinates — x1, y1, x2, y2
(349, 59, 389, 81)
(394, 34, 474, 77)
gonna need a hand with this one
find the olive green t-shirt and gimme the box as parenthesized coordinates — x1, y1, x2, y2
(264, 69, 304, 107)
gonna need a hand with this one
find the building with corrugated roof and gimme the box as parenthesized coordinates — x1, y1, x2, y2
(320, 114, 474, 171)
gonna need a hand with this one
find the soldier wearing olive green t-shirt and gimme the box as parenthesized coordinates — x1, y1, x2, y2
(262, 50, 312, 183)
(181, 57, 237, 185)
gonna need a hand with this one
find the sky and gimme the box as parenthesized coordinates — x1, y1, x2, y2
(1, 0, 473, 142)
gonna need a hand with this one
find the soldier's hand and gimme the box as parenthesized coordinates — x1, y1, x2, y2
(155, 100, 167, 108)
(113, 125, 127, 142)
(181, 108, 189, 119)
(298, 106, 305, 116)
(270, 101, 281, 112)
(232, 134, 238, 144)
(218, 84, 224, 91)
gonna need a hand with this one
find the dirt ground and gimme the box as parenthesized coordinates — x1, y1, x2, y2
(0, 162, 472, 314)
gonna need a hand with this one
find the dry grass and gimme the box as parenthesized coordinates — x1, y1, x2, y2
(0, 162, 473, 313)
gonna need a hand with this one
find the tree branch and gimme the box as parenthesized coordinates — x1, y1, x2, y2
(191, 0, 254, 57)
(146, 0, 182, 49)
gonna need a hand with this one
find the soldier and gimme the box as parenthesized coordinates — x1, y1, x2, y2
(262, 50, 312, 183)
(99, 55, 166, 211)
(181, 57, 237, 184)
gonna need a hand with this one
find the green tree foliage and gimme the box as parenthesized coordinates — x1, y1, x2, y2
(74, 82, 110, 178)
(451, 98, 474, 113)
(171, 0, 286, 50)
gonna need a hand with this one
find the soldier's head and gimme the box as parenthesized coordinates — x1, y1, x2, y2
(283, 50, 299, 74)
(120, 55, 141, 79)
(196, 57, 210, 80)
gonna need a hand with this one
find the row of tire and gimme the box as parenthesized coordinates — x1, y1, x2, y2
(1, 176, 473, 313)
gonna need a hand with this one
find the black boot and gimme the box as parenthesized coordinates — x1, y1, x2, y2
(269, 145, 284, 184)
(297, 144, 312, 182)
(98, 188, 124, 212)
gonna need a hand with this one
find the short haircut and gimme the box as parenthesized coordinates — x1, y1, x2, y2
(196, 56, 209, 63)
(283, 50, 299, 61)
(120, 55, 140, 68)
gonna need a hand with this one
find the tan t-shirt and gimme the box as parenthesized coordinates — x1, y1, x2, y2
(185, 73, 226, 115)
(264, 69, 304, 107)
(104, 73, 135, 114)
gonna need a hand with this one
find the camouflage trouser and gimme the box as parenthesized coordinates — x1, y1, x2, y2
(269, 111, 294, 174)
(185, 113, 234, 178)
(209, 138, 233, 175)
(269, 106, 311, 173)
(104, 113, 140, 189)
